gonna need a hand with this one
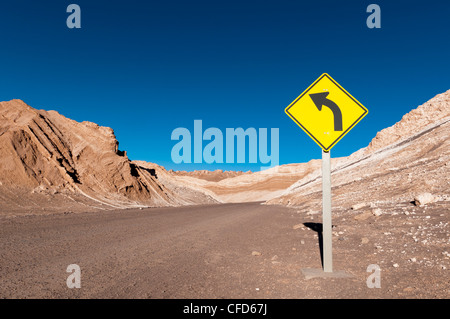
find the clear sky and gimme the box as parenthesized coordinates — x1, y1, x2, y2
(0, 0, 449, 171)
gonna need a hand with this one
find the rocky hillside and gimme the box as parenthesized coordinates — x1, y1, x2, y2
(1, 89, 448, 215)
(0, 100, 217, 215)
(266, 90, 450, 208)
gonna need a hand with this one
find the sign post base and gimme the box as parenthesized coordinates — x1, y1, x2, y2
(301, 268, 353, 280)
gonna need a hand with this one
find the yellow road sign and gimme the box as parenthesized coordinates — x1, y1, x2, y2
(285, 73, 368, 152)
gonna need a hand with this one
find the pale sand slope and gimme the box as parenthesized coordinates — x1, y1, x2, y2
(170, 160, 344, 203)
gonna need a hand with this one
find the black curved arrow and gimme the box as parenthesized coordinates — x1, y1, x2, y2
(309, 92, 343, 131)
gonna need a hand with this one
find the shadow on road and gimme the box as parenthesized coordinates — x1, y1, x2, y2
(303, 222, 323, 268)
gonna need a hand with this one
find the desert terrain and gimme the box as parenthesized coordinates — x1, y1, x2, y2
(0, 90, 449, 298)
(0, 201, 447, 298)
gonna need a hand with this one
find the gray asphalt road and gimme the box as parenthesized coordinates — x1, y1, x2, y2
(1, 202, 323, 298)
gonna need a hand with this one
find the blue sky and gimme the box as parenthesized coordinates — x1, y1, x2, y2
(0, 0, 449, 171)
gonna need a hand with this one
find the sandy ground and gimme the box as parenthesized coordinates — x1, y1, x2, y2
(0, 202, 447, 299)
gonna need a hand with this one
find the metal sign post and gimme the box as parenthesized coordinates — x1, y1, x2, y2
(322, 150, 332, 272)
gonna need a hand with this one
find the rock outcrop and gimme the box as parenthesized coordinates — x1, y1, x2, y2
(0, 100, 217, 215)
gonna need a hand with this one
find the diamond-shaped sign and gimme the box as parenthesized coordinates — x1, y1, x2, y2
(285, 73, 368, 151)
